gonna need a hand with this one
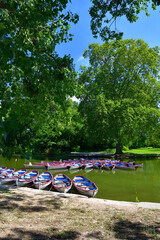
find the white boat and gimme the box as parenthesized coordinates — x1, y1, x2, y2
(24, 163, 46, 169)
(84, 163, 93, 169)
(46, 163, 68, 170)
(51, 174, 72, 193)
(0, 168, 15, 178)
(33, 171, 52, 190)
(16, 170, 39, 187)
(0, 169, 27, 184)
(73, 175, 98, 197)
(0, 167, 6, 173)
(69, 163, 81, 170)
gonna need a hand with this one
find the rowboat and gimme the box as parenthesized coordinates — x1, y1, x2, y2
(51, 173, 72, 193)
(73, 175, 98, 197)
(135, 163, 143, 168)
(0, 168, 15, 177)
(93, 162, 102, 169)
(16, 170, 39, 187)
(114, 163, 138, 170)
(33, 171, 53, 190)
(102, 162, 115, 170)
(24, 163, 46, 169)
(85, 163, 93, 169)
(122, 161, 143, 168)
(0, 169, 27, 185)
(46, 163, 69, 170)
(69, 163, 81, 170)
(0, 167, 6, 173)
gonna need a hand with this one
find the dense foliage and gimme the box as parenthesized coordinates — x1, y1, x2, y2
(1, 1, 160, 156)
(0, 0, 79, 156)
(78, 39, 160, 153)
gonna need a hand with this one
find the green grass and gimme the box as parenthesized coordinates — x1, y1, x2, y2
(104, 147, 160, 154)
(103, 148, 116, 153)
(124, 147, 160, 154)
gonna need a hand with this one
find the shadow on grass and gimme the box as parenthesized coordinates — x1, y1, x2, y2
(113, 219, 160, 239)
(0, 228, 80, 240)
(0, 191, 62, 212)
(85, 231, 104, 239)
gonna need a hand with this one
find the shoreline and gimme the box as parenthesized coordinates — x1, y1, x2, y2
(1, 184, 160, 210)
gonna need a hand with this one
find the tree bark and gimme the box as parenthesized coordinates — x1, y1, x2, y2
(115, 141, 123, 154)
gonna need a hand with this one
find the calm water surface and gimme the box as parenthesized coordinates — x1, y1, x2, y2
(1, 155, 160, 203)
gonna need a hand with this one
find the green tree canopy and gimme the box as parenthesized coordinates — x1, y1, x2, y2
(79, 39, 160, 153)
(89, 0, 160, 40)
(0, 0, 79, 155)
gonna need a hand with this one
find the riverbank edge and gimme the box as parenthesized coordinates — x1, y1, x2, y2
(1, 185, 160, 210)
(69, 152, 160, 159)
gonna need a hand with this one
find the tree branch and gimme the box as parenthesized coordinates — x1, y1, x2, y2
(0, 1, 13, 12)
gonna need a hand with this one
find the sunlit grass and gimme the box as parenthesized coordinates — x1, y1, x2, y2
(103, 148, 116, 153)
(104, 147, 160, 154)
(124, 147, 160, 154)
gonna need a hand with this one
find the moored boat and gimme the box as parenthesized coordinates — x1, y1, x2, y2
(135, 163, 143, 168)
(0, 168, 15, 177)
(69, 163, 81, 170)
(73, 175, 98, 197)
(33, 171, 53, 190)
(51, 173, 72, 193)
(102, 162, 115, 170)
(93, 162, 102, 169)
(85, 163, 93, 169)
(0, 169, 27, 184)
(114, 162, 138, 170)
(16, 170, 39, 187)
(24, 163, 46, 169)
(46, 163, 69, 170)
(0, 167, 7, 173)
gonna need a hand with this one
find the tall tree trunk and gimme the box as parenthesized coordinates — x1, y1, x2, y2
(116, 141, 123, 154)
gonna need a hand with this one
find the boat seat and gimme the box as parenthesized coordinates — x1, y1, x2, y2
(83, 182, 93, 186)
(75, 179, 87, 182)
(30, 173, 37, 176)
(56, 177, 66, 180)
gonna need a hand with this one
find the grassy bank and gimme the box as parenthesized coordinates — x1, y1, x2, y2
(124, 147, 160, 154)
(104, 147, 160, 154)
(0, 188, 160, 240)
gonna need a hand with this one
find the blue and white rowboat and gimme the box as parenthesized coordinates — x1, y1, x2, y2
(73, 175, 98, 197)
(33, 171, 53, 190)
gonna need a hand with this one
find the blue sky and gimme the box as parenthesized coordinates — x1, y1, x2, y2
(56, 1, 160, 72)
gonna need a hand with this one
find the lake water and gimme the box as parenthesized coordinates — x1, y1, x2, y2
(1, 155, 160, 203)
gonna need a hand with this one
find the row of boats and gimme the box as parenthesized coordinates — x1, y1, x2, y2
(24, 158, 143, 171)
(0, 167, 98, 197)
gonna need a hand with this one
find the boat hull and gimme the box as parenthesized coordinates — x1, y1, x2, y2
(74, 186, 98, 197)
(47, 165, 68, 170)
(16, 179, 34, 187)
(24, 164, 46, 169)
(0, 178, 16, 185)
(34, 181, 52, 190)
(52, 174, 72, 193)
